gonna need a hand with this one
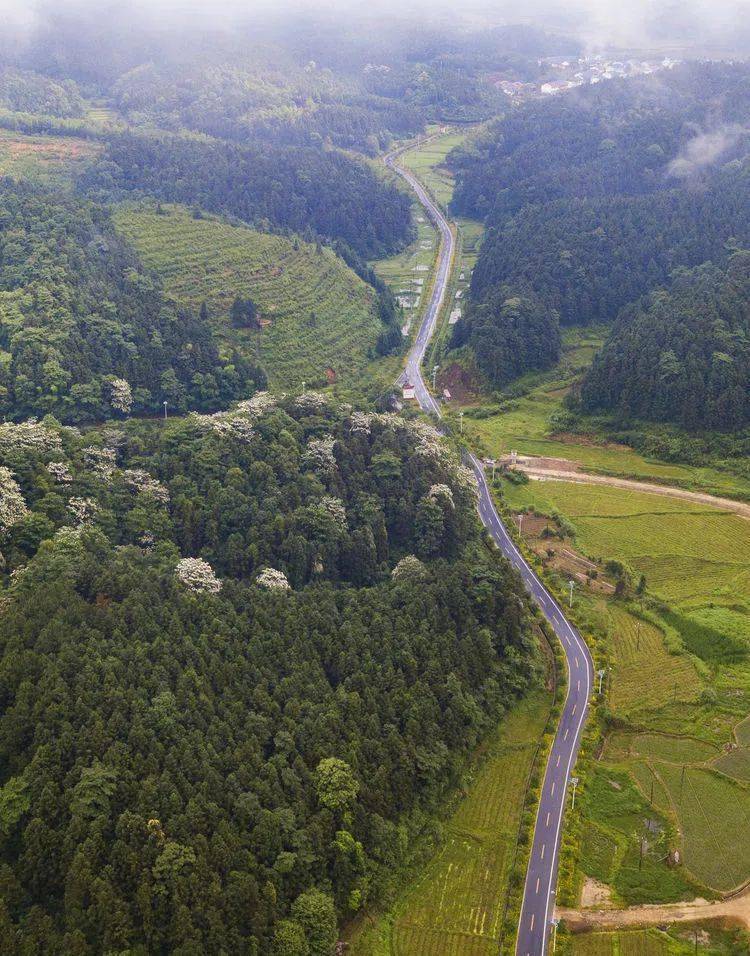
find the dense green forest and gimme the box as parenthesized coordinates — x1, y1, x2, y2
(449, 62, 750, 401)
(451, 62, 750, 221)
(81, 133, 412, 259)
(0, 397, 537, 953)
(0, 181, 264, 423)
(450, 284, 561, 388)
(0, 67, 85, 119)
(577, 251, 750, 430)
(469, 160, 750, 327)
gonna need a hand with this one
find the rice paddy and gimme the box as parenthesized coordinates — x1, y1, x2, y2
(498, 473, 750, 894)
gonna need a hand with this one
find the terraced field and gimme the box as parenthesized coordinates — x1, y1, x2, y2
(391, 694, 548, 955)
(113, 203, 383, 389)
(498, 475, 750, 895)
(348, 691, 551, 956)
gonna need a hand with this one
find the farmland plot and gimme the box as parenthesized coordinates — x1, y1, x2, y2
(654, 763, 750, 891)
(605, 607, 703, 717)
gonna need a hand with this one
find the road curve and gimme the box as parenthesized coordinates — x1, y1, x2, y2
(385, 143, 595, 956)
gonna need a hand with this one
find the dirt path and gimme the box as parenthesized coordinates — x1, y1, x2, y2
(513, 457, 750, 520)
(556, 885, 750, 932)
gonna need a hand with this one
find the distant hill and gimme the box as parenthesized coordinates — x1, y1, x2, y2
(113, 204, 385, 389)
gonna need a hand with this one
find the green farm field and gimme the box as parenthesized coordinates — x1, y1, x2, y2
(497, 475, 750, 893)
(348, 691, 551, 956)
(567, 928, 708, 955)
(400, 127, 467, 210)
(113, 203, 384, 390)
(464, 329, 750, 501)
(394, 126, 484, 368)
(501, 481, 750, 616)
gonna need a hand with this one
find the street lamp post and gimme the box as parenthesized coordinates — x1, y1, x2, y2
(432, 364, 440, 390)
(163, 401, 168, 421)
(568, 579, 575, 608)
(597, 668, 606, 695)
(459, 410, 464, 434)
(571, 775, 579, 811)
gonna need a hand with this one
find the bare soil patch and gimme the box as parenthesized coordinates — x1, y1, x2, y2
(557, 884, 750, 932)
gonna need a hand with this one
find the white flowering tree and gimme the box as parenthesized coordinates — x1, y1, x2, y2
(109, 378, 133, 415)
(294, 390, 328, 410)
(83, 446, 117, 479)
(391, 555, 427, 581)
(122, 469, 169, 504)
(46, 461, 73, 484)
(256, 567, 291, 591)
(348, 411, 372, 435)
(175, 557, 222, 594)
(0, 467, 29, 533)
(67, 497, 97, 526)
(235, 391, 277, 418)
(427, 483, 455, 509)
(303, 436, 337, 474)
(318, 496, 347, 530)
(0, 419, 62, 454)
(191, 411, 255, 443)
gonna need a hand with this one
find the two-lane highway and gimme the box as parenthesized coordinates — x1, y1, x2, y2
(386, 142, 594, 955)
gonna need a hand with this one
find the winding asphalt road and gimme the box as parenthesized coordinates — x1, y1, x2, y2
(386, 143, 595, 955)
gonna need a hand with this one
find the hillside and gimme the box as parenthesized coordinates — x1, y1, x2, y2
(0, 183, 261, 423)
(579, 252, 750, 431)
(0, 398, 538, 953)
(113, 204, 384, 389)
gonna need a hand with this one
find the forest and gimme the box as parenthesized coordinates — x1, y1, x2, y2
(0, 397, 537, 953)
(82, 133, 413, 260)
(449, 62, 750, 406)
(577, 251, 750, 430)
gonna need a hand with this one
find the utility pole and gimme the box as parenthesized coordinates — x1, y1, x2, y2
(550, 918, 560, 953)
(680, 765, 686, 805)
(571, 775, 579, 811)
(163, 400, 168, 421)
(301, 380, 305, 394)
(459, 410, 464, 434)
(432, 364, 440, 390)
(636, 616, 641, 652)
(518, 513, 523, 536)
(568, 579, 575, 608)
(639, 835, 644, 870)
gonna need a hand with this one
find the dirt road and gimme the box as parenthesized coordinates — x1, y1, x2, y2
(513, 457, 750, 520)
(556, 885, 750, 932)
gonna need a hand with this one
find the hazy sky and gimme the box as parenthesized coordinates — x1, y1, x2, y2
(1, 0, 748, 54)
